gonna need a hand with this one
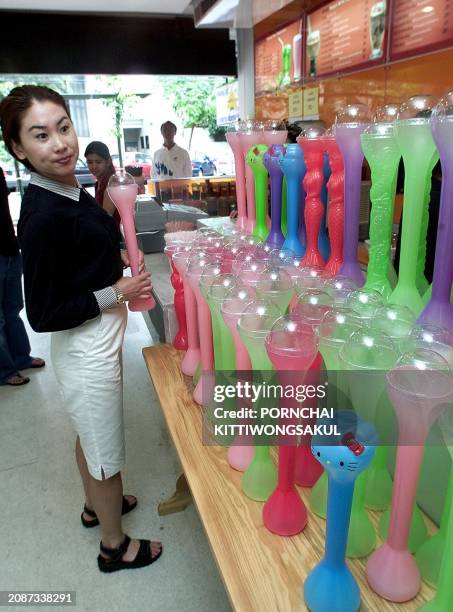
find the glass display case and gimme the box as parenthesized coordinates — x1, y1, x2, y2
(147, 176, 237, 217)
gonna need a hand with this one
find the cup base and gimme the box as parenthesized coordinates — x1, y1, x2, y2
(367, 543, 421, 602)
(263, 488, 307, 536)
(129, 296, 156, 311)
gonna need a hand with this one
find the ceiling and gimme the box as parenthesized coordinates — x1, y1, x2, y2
(0, 0, 192, 13)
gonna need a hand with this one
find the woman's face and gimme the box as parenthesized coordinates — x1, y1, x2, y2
(12, 100, 79, 185)
(85, 153, 109, 179)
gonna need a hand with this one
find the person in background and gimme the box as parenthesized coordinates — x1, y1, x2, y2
(0, 85, 162, 571)
(286, 121, 302, 144)
(0, 166, 45, 386)
(153, 121, 191, 178)
(84, 141, 120, 227)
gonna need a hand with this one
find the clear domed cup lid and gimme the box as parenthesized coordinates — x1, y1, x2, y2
(371, 1, 386, 16)
(335, 103, 371, 127)
(386, 348, 453, 401)
(108, 169, 135, 188)
(196, 227, 221, 237)
(207, 274, 237, 302)
(339, 328, 398, 370)
(432, 90, 453, 124)
(282, 256, 304, 280)
(256, 267, 293, 295)
(363, 122, 395, 137)
(270, 249, 291, 267)
(294, 266, 326, 292)
(222, 240, 245, 260)
(370, 304, 416, 340)
(323, 276, 359, 306)
(410, 324, 453, 346)
(307, 30, 320, 44)
(292, 290, 332, 327)
(172, 245, 195, 269)
(237, 300, 281, 339)
(199, 262, 224, 294)
(239, 118, 264, 134)
(440, 406, 453, 447)
(345, 288, 383, 320)
(221, 285, 257, 317)
(227, 120, 242, 134)
(265, 314, 319, 358)
(297, 125, 326, 140)
(322, 126, 335, 140)
(397, 95, 438, 122)
(319, 308, 363, 346)
(232, 251, 255, 275)
(255, 242, 275, 256)
(368, 104, 399, 137)
(186, 253, 220, 279)
(264, 119, 286, 132)
(236, 258, 271, 286)
(403, 324, 453, 368)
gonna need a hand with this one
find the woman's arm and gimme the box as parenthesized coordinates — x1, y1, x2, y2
(20, 214, 102, 332)
(102, 188, 117, 216)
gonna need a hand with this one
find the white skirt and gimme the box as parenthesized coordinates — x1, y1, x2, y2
(51, 305, 128, 480)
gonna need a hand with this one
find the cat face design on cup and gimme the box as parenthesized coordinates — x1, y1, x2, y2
(312, 410, 377, 483)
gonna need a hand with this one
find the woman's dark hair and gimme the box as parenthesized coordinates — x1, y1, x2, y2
(84, 140, 111, 161)
(0, 85, 70, 170)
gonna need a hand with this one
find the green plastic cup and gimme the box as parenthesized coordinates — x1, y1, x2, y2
(310, 308, 363, 520)
(238, 300, 281, 501)
(390, 96, 439, 315)
(361, 109, 401, 300)
(246, 144, 270, 242)
(419, 409, 453, 611)
(256, 266, 294, 314)
(339, 328, 400, 558)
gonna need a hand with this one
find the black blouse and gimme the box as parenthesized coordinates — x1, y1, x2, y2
(18, 182, 123, 332)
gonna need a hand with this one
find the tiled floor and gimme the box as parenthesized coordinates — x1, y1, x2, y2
(0, 309, 231, 612)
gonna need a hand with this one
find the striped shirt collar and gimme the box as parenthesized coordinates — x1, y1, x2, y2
(29, 172, 81, 202)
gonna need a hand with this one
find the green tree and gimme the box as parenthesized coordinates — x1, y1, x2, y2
(160, 77, 227, 148)
(95, 76, 140, 167)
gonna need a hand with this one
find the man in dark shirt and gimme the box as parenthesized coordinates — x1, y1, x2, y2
(0, 166, 44, 385)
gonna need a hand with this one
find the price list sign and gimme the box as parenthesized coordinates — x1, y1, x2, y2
(306, 0, 387, 78)
(255, 19, 303, 94)
(391, 0, 453, 59)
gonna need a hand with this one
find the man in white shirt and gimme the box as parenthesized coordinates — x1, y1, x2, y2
(153, 121, 192, 178)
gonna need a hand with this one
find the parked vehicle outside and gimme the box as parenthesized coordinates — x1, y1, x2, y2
(191, 154, 217, 177)
(2, 158, 95, 191)
(74, 158, 97, 188)
(112, 152, 152, 178)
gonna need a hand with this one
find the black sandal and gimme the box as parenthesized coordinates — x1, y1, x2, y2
(81, 496, 137, 528)
(98, 535, 162, 573)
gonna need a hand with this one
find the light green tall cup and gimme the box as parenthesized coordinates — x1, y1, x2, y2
(361, 108, 401, 300)
(238, 300, 281, 502)
(310, 308, 362, 522)
(419, 410, 453, 611)
(390, 96, 439, 315)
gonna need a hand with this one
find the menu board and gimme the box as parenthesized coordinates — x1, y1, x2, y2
(306, 0, 387, 78)
(391, 0, 453, 59)
(255, 19, 304, 94)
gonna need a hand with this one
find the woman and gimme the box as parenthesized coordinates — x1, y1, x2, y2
(0, 85, 162, 572)
(84, 140, 120, 225)
(0, 166, 45, 386)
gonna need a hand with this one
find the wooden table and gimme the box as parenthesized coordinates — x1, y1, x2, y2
(143, 344, 436, 612)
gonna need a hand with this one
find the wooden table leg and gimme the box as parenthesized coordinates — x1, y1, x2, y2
(158, 473, 193, 516)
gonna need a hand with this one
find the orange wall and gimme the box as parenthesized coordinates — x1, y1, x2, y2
(256, 47, 453, 127)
